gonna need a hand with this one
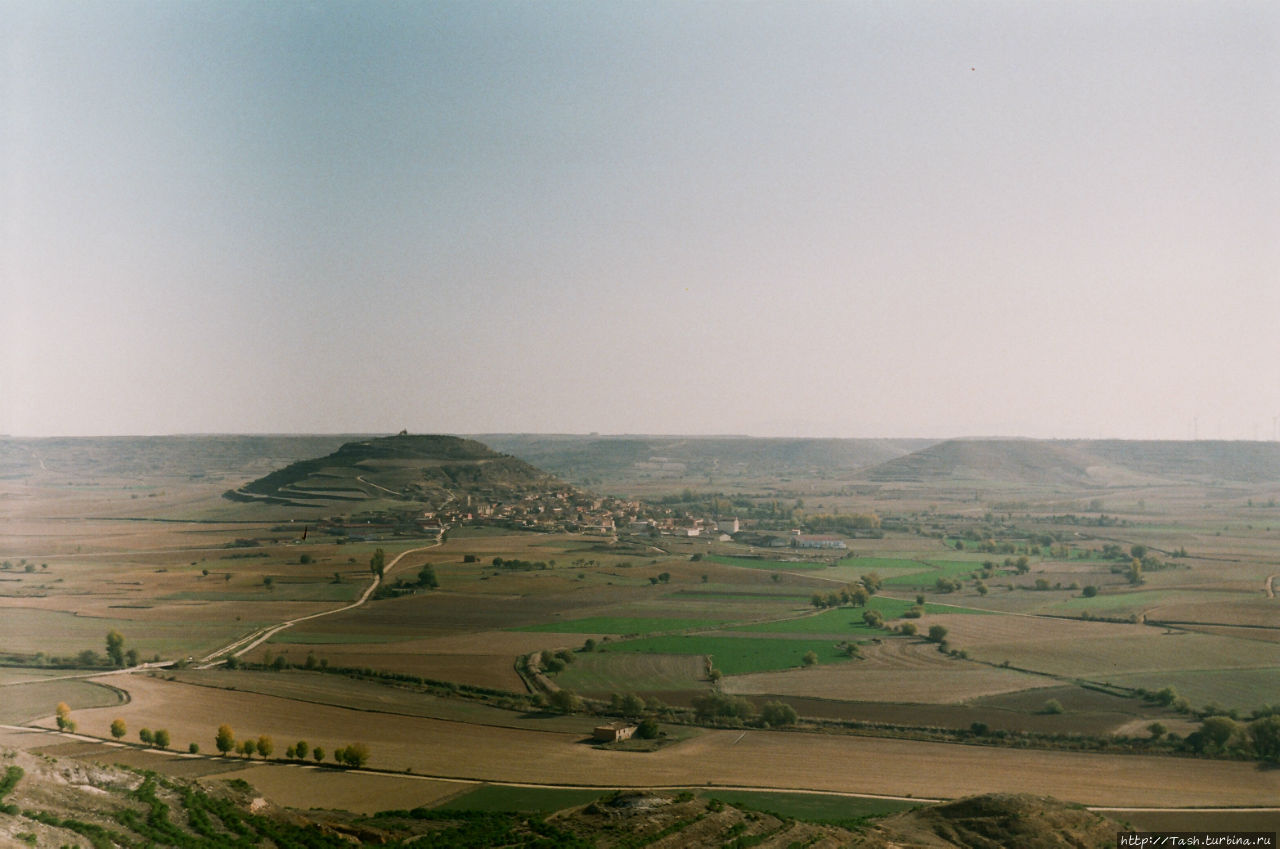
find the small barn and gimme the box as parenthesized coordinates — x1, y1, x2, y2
(593, 721, 638, 743)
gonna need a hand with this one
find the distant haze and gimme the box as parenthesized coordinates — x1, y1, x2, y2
(4, 2, 1277, 439)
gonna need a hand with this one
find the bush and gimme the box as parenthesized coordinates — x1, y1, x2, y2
(760, 701, 798, 727)
(1041, 699, 1064, 715)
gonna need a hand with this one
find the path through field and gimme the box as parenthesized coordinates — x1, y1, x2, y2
(197, 541, 439, 665)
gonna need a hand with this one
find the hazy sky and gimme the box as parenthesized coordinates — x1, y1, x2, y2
(4, 1, 1278, 439)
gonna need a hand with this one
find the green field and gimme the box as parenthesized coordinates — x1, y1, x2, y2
(1106, 668, 1280, 713)
(738, 597, 986, 635)
(881, 560, 986, 588)
(435, 785, 606, 812)
(701, 790, 919, 823)
(601, 635, 855, 676)
(517, 615, 730, 634)
(553, 652, 708, 693)
(707, 554, 829, 571)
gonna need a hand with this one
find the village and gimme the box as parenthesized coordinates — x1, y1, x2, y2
(317, 487, 849, 551)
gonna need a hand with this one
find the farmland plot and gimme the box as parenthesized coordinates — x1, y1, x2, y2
(64, 674, 1279, 807)
(932, 613, 1280, 681)
(723, 639, 1053, 704)
(553, 652, 708, 694)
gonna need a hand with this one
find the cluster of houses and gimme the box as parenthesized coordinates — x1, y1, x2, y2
(319, 487, 847, 551)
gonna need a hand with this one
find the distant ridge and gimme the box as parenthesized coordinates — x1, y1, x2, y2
(224, 433, 565, 506)
(862, 438, 1280, 485)
(478, 434, 936, 485)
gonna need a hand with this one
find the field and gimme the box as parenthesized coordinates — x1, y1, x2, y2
(55, 674, 1278, 807)
(553, 652, 709, 694)
(600, 635, 857, 676)
(516, 615, 732, 634)
(700, 790, 919, 823)
(2, 434, 1279, 829)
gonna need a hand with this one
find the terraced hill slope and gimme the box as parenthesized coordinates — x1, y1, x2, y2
(224, 434, 566, 507)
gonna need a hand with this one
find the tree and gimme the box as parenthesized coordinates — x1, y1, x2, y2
(1041, 699, 1064, 715)
(110, 719, 126, 740)
(760, 701, 798, 727)
(313, 746, 325, 763)
(801, 650, 818, 667)
(1014, 556, 1030, 574)
(897, 622, 918, 636)
(691, 691, 755, 722)
(188, 742, 199, 754)
(1147, 722, 1166, 741)
(1200, 716, 1241, 751)
(55, 702, 72, 731)
(370, 548, 386, 578)
(106, 630, 125, 667)
(1248, 715, 1280, 762)
(263, 576, 274, 589)
(582, 638, 596, 652)
(810, 594, 825, 609)
(417, 565, 438, 589)
(618, 693, 645, 716)
(1128, 558, 1144, 586)
(154, 729, 170, 750)
(862, 609, 883, 628)
(1082, 585, 1098, 598)
(239, 739, 256, 758)
(215, 724, 235, 755)
(125, 648, 140, 667)
(139, 728, 154, 745)
(850, 587, 869, 607)
(295, 740, 308, 760)
(256, 736, 273, 759)
(636, 718, 660, 739)
(927, 624, 948, 644)
(341, 742, 370, 768)
(860, 572, 882, 594)
(548, 689, 580, 713)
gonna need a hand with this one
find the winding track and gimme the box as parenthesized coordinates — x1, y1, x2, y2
(197, 541, 440, 666)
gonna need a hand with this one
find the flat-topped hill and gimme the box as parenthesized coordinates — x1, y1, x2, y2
(225, 434, 565, 507)
(479, 434, 936, 487)
(862, 438, 1280, 486)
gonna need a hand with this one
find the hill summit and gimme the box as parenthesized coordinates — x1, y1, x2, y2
(224, 433, 566, 507)
(862, 438, 1280, 486)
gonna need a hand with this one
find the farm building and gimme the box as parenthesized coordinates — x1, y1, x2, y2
(794, 534, 847, 549)
(593, 721, 638, 743)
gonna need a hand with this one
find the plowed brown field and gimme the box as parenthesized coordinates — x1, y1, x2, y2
(60, 674, 1280, 807)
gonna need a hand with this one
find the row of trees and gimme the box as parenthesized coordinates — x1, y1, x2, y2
(214, 725, 368, 767)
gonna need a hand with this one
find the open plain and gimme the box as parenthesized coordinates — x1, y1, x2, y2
(3, 434, 1279, 842)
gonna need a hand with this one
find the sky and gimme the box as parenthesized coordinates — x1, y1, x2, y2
(3, 1, 1278, 440)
